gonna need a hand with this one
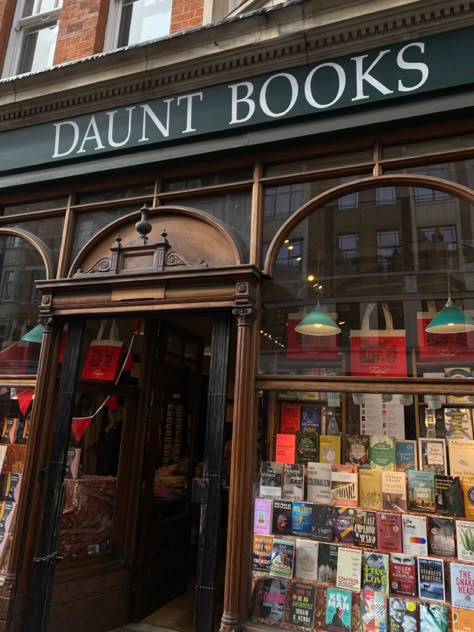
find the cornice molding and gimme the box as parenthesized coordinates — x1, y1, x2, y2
(0, 0, 473, 129)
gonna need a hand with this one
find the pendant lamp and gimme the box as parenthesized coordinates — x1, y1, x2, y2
(294, 302, 341, 336)
(21, 324, 44, 343)
(425, 270, 474, 334)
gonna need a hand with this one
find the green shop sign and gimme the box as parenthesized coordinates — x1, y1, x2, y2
(1, 26, 474, 173)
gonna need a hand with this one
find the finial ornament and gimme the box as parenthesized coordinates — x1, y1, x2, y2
(135, 205, 152, 242)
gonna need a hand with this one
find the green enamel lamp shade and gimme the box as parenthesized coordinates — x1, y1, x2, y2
(294, 306, 341, 336)
(21, 324, 44, 343)
(425, 300, 474, 334)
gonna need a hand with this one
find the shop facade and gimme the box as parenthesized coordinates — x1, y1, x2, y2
(0, 1, 474, 631)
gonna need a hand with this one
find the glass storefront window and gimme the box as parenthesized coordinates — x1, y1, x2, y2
(383, 134, 474, 159)
(8, 216, 64, 271)
(385, 158, 474, 190)
(263, 150, 373, 177)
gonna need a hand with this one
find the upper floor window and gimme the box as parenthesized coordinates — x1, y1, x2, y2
(106, 0, 172, 50)
(2, 0, 62, 77)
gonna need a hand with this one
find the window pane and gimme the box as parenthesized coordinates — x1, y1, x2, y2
(264, 150, 373, 177)
(118, 0, 172, 47)
(9, 216, 64, 272)
(162, 168, 253, 191)
(75, 185, 154, 205)
(1, 197, 68, 216)
(23, 0, 62, 17)
(18, 22, 58, 74)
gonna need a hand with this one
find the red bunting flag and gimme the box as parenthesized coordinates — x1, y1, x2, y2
(16, 387, 35, 416)
(71, 417, 93, 443)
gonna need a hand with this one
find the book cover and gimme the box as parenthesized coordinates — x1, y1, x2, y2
(0, 473, 22, 503)
(456, 519, 474, 563)
(407, 470, 436, 513)
(427, 516, 455, 557)
(275, 433, 296, 464)
(381, 471, 407, 512)
(402, 514, 428, 555)
(376, 512, 402, 553)
(450, 562, 474, 610)
(354, 509, 377, 549)
(291, 501, 313, 537)
(0, 501, 16, 563)
(282, 463, 304, 501)
(0, 418, 18, 445)
(460, 475, 474, 519)
(360, 588, 387, 632)
(311, 504, 334, 542)
(280, 403, 301, 434)
(417, 556, 445, 602)
(300, 405, 321, 432)
(254, 498, 272, 535)
(317, 543, 338, 583)
(270, 537, 295, 578)
(295, 539, 318, 580)
(389, 597, 417, 632)
(0, 446, 6, 475)
(448, 439, 474, 476)
(319, 435, 341, 465)
(345, 435, 370, 468)
(295, 430, 319, 465)
(336, 547, 362, 592)
(260, 462, 283, 499)
(325, 587, 352, 632)
(389, 553, 417, 596)
(418, 438, 447, 476)
(260, 577, 287, 623)
(307, 462, 332, 504)
(452, 607, 474, 632)
(65, 447, 81, 479)
(362, 552, 389, 594)
(434, 475, 464, 517)
(253, 534, 273, 572)
(359, 469, 382, 510)
(272, 500, 293, 536)
(395, 440, 417, 472)
(444, 408, 473, 440)
(419, 603, 448, 632)
(369, 436, 396, 471)
(16, 417, 30, 445)
(333, 506, 356, 544)
(331, 464, 358, 507)
(289, 581, 316, 628)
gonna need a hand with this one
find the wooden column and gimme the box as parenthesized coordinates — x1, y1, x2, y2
(220, 281, 258, 632)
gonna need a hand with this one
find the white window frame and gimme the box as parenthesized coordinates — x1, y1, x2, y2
(2, 0, 62, 78)
(104, 0, 173, 51)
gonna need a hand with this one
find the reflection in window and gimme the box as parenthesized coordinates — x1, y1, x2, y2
(118, 0, 172, 47)
(414, 165, 451, 202)
(377, 230, 400, 272)
(264, 185, 306, 219)
(376, 187, 396, 205)
(338, 233, 359, 273)
(1, 271, 15, 301)
(275, 239, 303, 268)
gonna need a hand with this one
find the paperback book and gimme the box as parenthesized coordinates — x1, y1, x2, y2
(418, 438, 448, 476)
(0, 473, 22, 503)
(282, 463, 304, 501)
(450, 562, 474, 610)
(260, 577, 287, 623)
(381, 471, 407, 512)
(291, 501, 313, 537)
(345, 434, 370, 468)
(452, 607, 474, 632)
(325, 587, 352, 632)
(311, 504, 334, 542)
(354, 509, 377, 549)
(407, 470, 436, 513)
(336, 547, 362, 592)
(331, 464, 358, 507)
(253, 534, 273, 572)
(444, 407, 473, 440)
(0, 501, 16, 563)
(295, 430, 319, 465)
(369, 435, 396, 471)
(360, 588, 387, 632)
(254, 498, 272, 535)
(389, 597, 417, 632)
(260, 462, 283, 499)
(280, 403, 301, 434)
(333, 506, 356, 544)
(419, 603, 449, 632)
(395, 440, 417, 472)
(300, 405, 321, 432)
(448, 439, 474, 476)
(427, 516, 455, 557)
(270, 538, 295, 578)
(317, 543, 338, 583)
(460, 475, 474, 519)
(359, 468, 382, 510)
(456, 519, 474, 563)
(295, 539, 318, 580)
(434, 475, 464, 517)
(276, 433, 296, 464)
(376, 512, 402, 553)
(362, 552, 389, 594)
(307, 462, 332, 504)
(389, 553, 417, 596)
(289, 581, 316, 628)
(272, 500, 293, 536)
(417, 556, 445, 602)
(402, 514, 428, 555)
(0, 418, 18, 445)
(319, 435, 341, 465)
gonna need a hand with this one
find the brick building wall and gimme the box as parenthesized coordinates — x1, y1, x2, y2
(170, 0, 204, 33)
(54, 0, 110, 65)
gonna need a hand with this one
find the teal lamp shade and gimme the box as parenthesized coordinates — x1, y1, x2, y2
(21, 324, 44, 343)
(294, 307, 341, 336)
(425, 300, 474, 334)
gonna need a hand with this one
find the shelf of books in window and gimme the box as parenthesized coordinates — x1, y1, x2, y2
(250, 432, 474, 632)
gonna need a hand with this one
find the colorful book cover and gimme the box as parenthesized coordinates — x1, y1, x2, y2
(336, 547, 362, 592)
(417, 556, 445, 602)
(319, 435, 341, 465)
(360, 588, 387, 632)
(407, 470, 436, 513)
(325, 587, 352, 632)
(275, 433, 296, 464)
(0, 473, 22, 503)
(427, 516, 455, 557)
(307, 461, 332, 504)
(270, 537, 295, 578)
(0, 418, 18, 445)
(359, 469, 382, 510)
(389, 597, 417, 632)
(402, 514, 428, 555)
(450, 562, 474, 610)
(295, 430, 319, 465)
(369, 436, 396, 471)
(289, 581, 316, 628)
(395, 440, 417, 472)
(448, 439, 474, 476)
(0, 501, 16, 563)
(317, 543, 338, 583)
(460, 475, 474, 519)
(419, 603, 449, 632)
(253, 534, 273, 572)
(254, 498, 272, 535)
(311, 504, 334, 542)
(282, 463, 304, 501)
(452, 607, 474, 632)
(362, 552, 389, 594)
(260, 461, 283, 499)
(381, 471, 407, 512)
(272, 500, 293, 536)
(354, 509, 377, 549)
(434, 475, 464, 517)
(418, 438, 447, 476)
(333, 506, 356, 544)
(331, 464, 358, 507)
(295, 539, 318, 580)
(444, 408, 473, 440)
(389, 553, 417, 597)
(291, 501, 313, 537)
(300, 405, 321, 432)
(280, 403, 301, 434)
(376, 512, 402, 553)
(456, 519, 474, 563)
(345, 434, 370, 468)
(65, 447, 81, 479)
(260, 577, 287, 622)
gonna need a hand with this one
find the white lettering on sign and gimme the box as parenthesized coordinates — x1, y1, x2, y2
(397, 42, 429, 92)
